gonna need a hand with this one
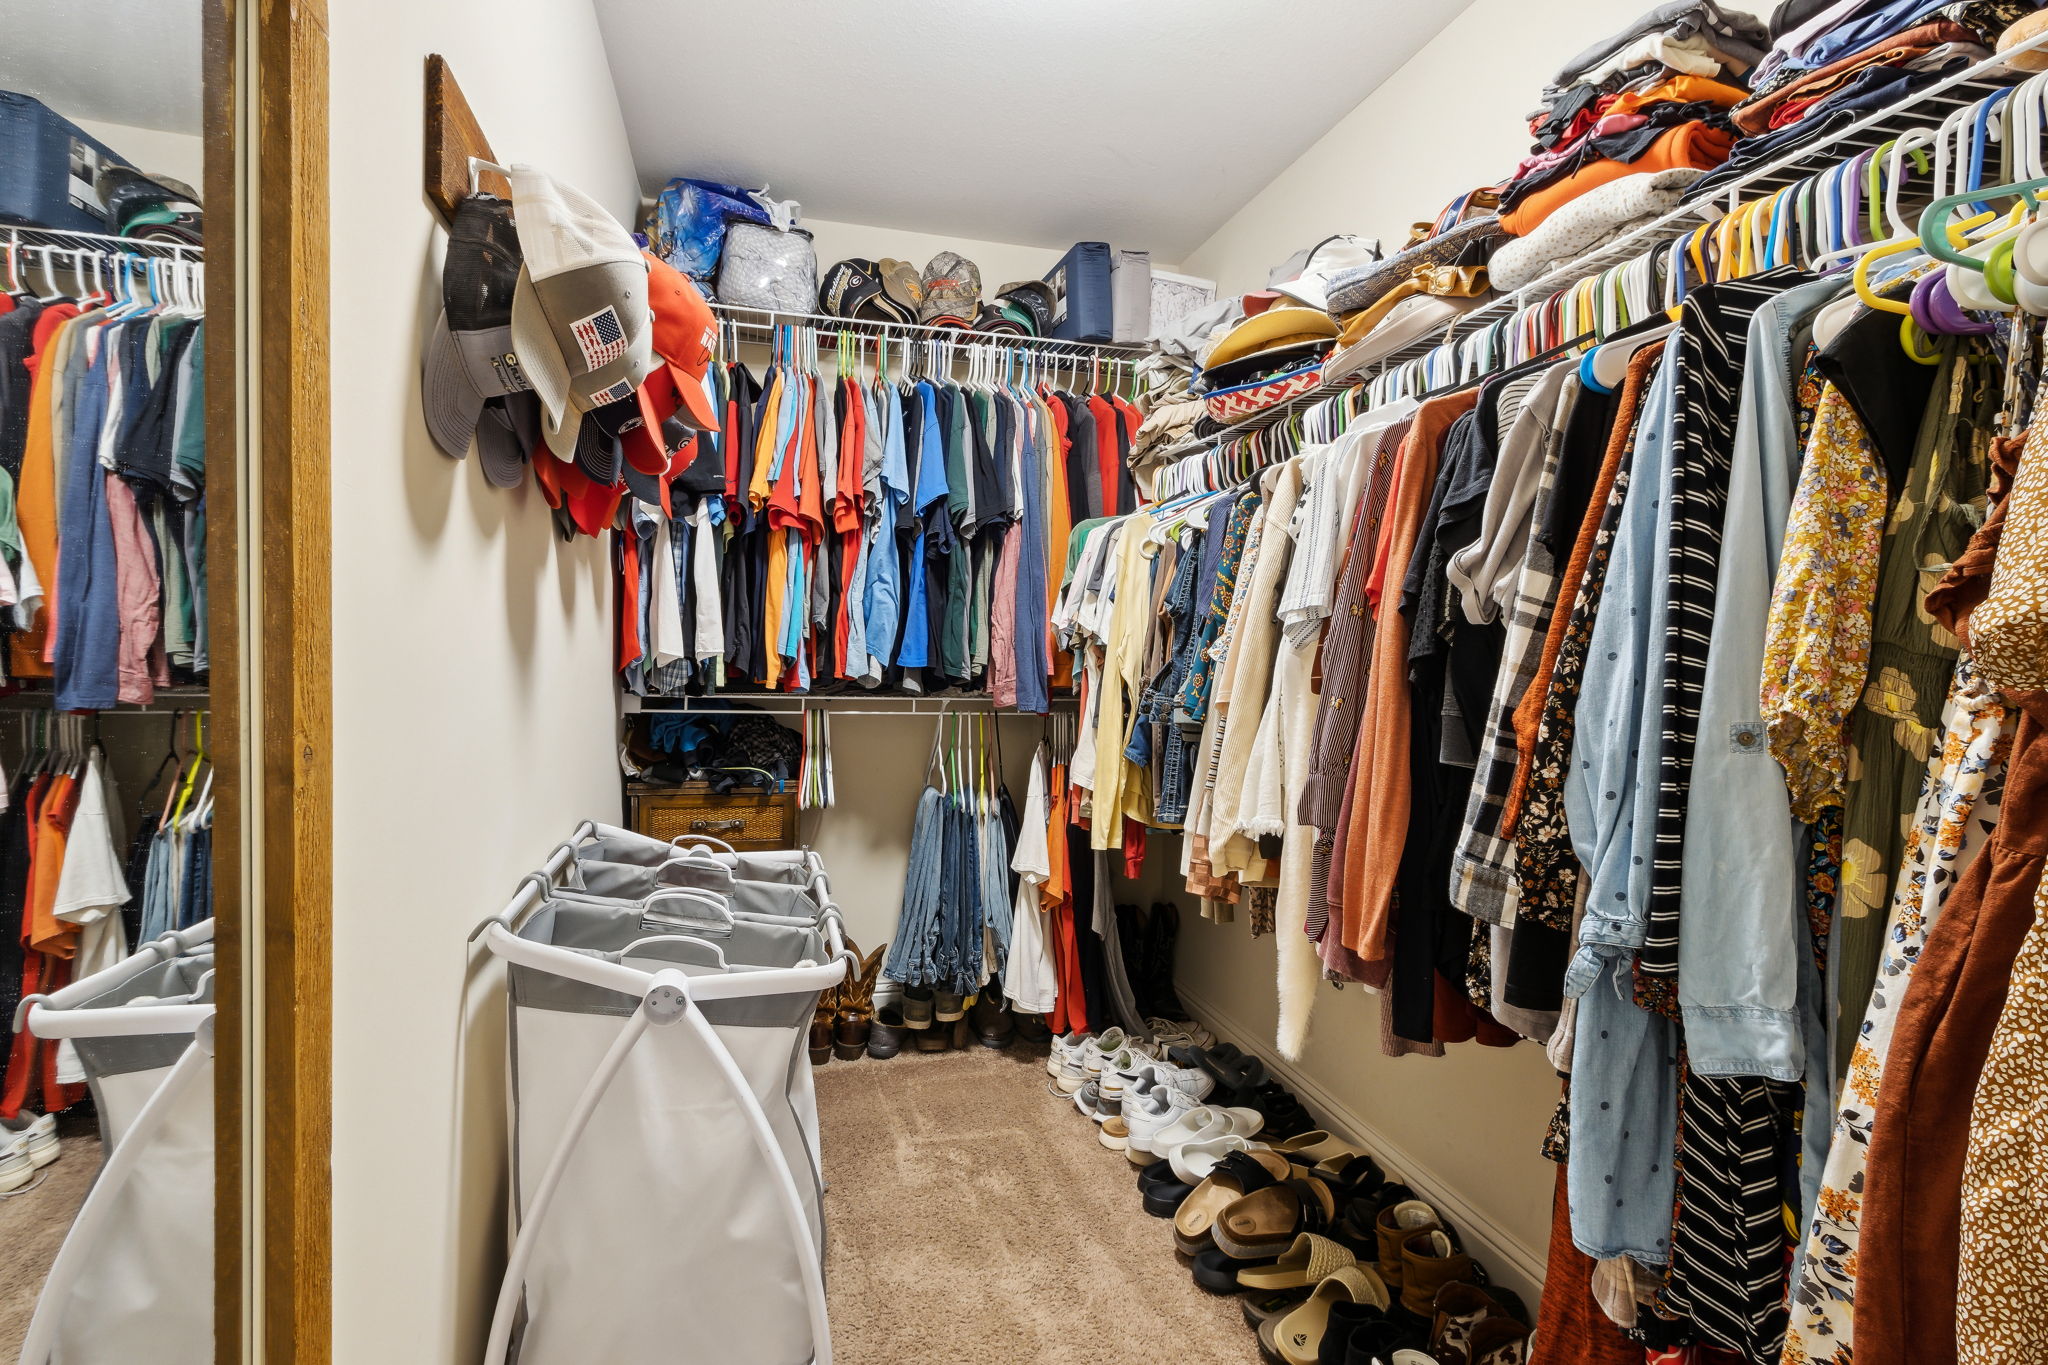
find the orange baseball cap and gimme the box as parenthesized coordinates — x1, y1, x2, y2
(643, 251, 720, 433)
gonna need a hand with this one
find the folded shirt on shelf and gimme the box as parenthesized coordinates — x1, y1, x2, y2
(1489, 168, 1710, 292)
(1747, 0, 2024, 92)
(1731, 17, 1982, 130)
(1500, 120, 1737, 235)
(1683, 53, 1973, 198)
(1548, 0, 1771, 92)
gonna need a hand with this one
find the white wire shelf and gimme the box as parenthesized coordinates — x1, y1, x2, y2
(2, 223, 203, 259)
(1150, 46, 2036, 466)
(1364, 58, 2026, 377)
(624, 691, 1079, 716)
(710, 301, 1148, 359)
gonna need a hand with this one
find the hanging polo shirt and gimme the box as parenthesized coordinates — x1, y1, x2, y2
(12, 303, 78, 676)
(861, 380, 908, 674)
(53, 324, 121, 711)
(898, 382, 946, 670)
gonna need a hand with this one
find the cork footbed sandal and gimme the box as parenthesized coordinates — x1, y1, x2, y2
(1172, 1149, 1293, 1256)
(1213, 1174, 1340, 1261)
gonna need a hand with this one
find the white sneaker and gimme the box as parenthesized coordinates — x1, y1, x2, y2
(1098, 1115, 1131, 1152)
(1123, 1086, 1204, 1164)
(1098, 1046, 1163, 1106)
(1047, 1031, 1093, 1079)
(1128, 1060, 1216, 1104)
(1081, 1028, 1136, 1081)
(0, 1139, 29, 1193)
(1073, 1079, 1114, 1123)
(15, 1113, 58, 1170)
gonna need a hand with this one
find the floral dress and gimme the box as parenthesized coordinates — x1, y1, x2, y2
(1780, 658, 2013, 1365)
(1830, 351, 1995, 1076)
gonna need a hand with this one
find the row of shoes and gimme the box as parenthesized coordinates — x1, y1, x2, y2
(1048, 1026, 1533, 1365)
(0, 1111, 61, 1191)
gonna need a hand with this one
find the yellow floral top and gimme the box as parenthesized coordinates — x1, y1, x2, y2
(1761, 381, 1888, 822)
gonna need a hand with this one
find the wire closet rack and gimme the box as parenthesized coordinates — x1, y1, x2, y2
(1145, 37, 2045, 464)
(710, 301, 1149, 362)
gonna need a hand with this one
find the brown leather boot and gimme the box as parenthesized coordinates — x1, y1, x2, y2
(1399, 1226, 1474, 1319)
(807, 1011, 834, 1066)
(1374, 1198, 1441, 1290)
(832, 1009, 871, 1062)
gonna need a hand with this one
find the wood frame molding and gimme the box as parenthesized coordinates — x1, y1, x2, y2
(210, 0, 333, 1360)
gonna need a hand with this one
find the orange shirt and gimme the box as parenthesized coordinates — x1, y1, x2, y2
(1500, 123, 1735, 237)
(25, 773, 79, 958)
(1042, 391, 1075, 692)
(12, 306, 80, 679)
(1341, 392, 1476, 964)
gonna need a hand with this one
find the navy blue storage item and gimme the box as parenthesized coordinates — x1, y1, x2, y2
(0, 91, 131, 233)
(1043, 241, 1113, 342)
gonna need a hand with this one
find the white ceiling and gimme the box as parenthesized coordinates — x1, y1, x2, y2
(594, 0, 1474, 261)
(0, 0, 201, 133)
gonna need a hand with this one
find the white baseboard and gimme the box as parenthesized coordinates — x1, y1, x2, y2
(1176, 981, 1550, 1306)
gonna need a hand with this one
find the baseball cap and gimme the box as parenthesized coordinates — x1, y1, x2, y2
(995, 280, 1055, 336)
(422, 194, 531, 461)
(642, 251, 721, 433)
(1272, 234, 1383, 312)
(919, 251, 981, 326)
(474, 390, 541, 489)
(530, 421, 627, 537)
(877, 259, 926, 318)
(822, 258, 920, 325)
(1202, 306, 1338, 371)
(506, 164, 658, 460)
(973, 303, 1026, 336)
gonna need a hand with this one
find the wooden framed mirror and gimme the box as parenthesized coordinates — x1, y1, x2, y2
(0, 2, 332, 1361)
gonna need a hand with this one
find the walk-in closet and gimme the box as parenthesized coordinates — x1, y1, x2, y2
(13, 0, 2048, 1361)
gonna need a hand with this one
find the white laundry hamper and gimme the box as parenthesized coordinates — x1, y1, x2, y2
(17, 920, 216, 1365)
(480, 827, 849, 1365)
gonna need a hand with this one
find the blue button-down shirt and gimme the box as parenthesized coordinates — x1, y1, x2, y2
(1564, 348, 1680, 989)
(1678, 274, 1845, 1080)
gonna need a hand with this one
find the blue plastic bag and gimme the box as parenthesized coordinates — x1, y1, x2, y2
(652, 177, 772, 283)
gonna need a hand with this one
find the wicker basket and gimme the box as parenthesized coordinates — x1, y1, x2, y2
(626, 781, 799, 850)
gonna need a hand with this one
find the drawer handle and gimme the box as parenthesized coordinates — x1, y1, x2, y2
(690, 818, 747, 835)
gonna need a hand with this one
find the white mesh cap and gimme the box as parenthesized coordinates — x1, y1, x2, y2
(508, 164, 640, 281)
(505, 164, 655, 458)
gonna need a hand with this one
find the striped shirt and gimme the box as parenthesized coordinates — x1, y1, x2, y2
(1447, 363, 1580, 925)
(1639, 271, 1814, 1002)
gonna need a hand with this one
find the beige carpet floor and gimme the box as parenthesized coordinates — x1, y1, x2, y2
(816, 1043, 1262, 1365)
(0, 1126, 100, 1364)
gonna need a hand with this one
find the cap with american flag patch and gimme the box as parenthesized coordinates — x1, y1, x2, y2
(506, 164, 657, 461)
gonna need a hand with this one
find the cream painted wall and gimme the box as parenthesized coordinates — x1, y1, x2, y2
(1180, 0, 1656, 294)
(1162, 0, 1666, 1300)
(325, 2, 636, 1361)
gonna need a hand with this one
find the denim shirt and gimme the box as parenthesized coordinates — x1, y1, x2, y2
(1677, 274, 1845, 1080)
(1563, 349, 1679, 993)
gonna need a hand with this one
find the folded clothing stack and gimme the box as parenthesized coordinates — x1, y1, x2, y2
(1499, 1, 1766, 236)
(1688, 0, 2026, 199)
